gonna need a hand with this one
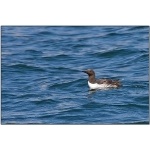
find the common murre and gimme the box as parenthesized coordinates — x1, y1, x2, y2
(83, 69, 121, 90)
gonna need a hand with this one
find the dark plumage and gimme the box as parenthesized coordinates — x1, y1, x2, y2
(83, 69, 121, 89)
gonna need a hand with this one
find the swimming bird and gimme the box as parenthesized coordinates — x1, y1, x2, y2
(83, 69, 121, 90)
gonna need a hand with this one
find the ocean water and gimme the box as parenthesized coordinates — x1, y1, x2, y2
(1, 26, 149, 124)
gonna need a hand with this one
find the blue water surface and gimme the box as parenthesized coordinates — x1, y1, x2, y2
(1, 26, 149, 124)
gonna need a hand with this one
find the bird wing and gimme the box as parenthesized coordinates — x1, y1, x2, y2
(96, 79, 121, 86)
(96, 79, 113, 84)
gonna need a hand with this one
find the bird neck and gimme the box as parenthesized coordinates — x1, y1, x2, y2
(88, 75, 96, 83)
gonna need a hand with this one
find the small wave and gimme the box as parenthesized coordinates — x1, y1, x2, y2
(72, 43, 91, 48)
(128, 26, 148, 31)
(102, 31, 131, 38)
(49, 78, 85, 89)
(123, 121, 149, 124)
(82, 101, 107, 109)
(133, 53, 148, 62)
(31, 98, 56, 105)
(113, 103, 148, 109)
(37, 31, 54, 36)
(48, 66, 81, 73)
(120, 53, 148, 67)
(55, 114, 85, 122)
(104, 32, 120, 37)
(25, 49, 43, 55)
(16, 93, 38, 99)
(42, 54, 72, 61)
(82, 101, 148, 110)
(8, 64, 46, 72)
(2, 51, 13, 56)
(92, 48, 134, 58)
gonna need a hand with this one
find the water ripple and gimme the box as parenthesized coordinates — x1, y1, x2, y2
(2, 26, 149, 124)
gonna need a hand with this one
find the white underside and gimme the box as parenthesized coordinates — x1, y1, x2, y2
(88, 81, 117, 90)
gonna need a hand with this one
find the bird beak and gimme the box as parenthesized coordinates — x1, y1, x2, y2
(82, 70, 87, 73)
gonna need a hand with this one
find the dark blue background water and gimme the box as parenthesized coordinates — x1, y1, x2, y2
(1, 26, 149, 124)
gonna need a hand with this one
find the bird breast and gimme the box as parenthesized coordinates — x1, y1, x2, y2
(88, 81, 117, 90)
